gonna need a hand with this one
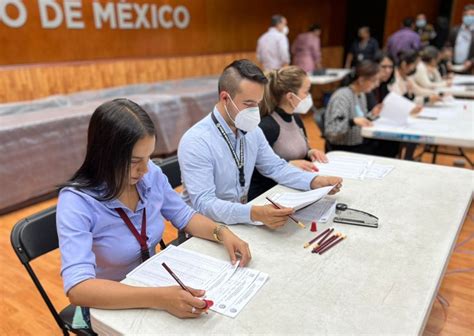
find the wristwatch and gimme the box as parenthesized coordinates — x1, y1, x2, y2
(213, 224, 228, 242)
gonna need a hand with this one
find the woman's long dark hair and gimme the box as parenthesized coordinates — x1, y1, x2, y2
(62, 98, 156, 200)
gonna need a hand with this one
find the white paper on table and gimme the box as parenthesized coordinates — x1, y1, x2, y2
(266, 185, 334, 210)
(417, 106, 460, 120)
(315, 156, 394, 180)
(290, 197, 336, 223)
(365, 163, 395, 179)
(379, 92, 415, 126)
(316, 156, 369, 179)
(126, 245, 268, 318)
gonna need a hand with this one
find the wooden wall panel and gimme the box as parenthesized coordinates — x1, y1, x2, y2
(0, 46, 343, 103)
(383, 0, 442, 43)
(0, 0, 347, 65)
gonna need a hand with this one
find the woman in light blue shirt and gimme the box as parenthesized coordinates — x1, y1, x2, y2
(57, 99, 251, 322)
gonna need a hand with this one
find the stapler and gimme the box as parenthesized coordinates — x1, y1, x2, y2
(333, 203, 378, 228)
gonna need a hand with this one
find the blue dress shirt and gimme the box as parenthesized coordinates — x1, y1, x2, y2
(56, 161, 196, 294)
(178, 106, 317, 225)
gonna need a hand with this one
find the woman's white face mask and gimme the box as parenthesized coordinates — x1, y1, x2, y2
(291, 93, 313, 114)
(224, 95, 261, 132)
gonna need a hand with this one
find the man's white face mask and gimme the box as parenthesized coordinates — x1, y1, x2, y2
(224, 95, 261, 132)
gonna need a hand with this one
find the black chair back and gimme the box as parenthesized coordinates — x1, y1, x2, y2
(153, 156, 189, 246)
(11, 206, 72, 335)
(153, 156, 181, 188)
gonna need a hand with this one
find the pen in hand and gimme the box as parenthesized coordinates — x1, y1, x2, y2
(161, 262, 214, 312)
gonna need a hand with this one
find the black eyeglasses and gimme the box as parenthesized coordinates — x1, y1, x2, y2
(381, 65, 394, 69)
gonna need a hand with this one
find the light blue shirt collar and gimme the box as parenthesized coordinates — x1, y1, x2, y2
(212, 105, 246, 142)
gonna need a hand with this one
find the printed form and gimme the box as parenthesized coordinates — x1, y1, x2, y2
(126, 245, 268, 318)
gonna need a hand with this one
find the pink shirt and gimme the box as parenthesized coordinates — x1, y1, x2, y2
(257, 27, 290, 71)
(291, 32, 321, 72)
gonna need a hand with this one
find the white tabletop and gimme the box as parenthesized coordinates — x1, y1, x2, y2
(362, 99, 474, 148)
(437, 75, 474, 98)
(90, 152, 473, 335)
(309, 68, 351, 85)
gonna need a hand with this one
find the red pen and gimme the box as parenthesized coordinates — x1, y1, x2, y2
(162, 262, 213, 312)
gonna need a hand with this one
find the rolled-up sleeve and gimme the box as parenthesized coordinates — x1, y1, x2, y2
(254, 128, 316, 190)
(179, 138, 252, 225)
(57, 190, 96, 294)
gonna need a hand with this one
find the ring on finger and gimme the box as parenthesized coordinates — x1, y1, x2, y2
(191, 307, 196, 314)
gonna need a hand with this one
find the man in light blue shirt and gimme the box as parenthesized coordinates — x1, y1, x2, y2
(449, 4, 474, 71)
(178, 60, 342, 228)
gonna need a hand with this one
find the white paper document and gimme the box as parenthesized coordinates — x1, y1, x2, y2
(126, 245, 268, 318)
(291, 197, 336, 223)
(266, 185, 334, 210)
(316, 157, 394, 180)
(378, 92, 415, 126)
(316, 156, 368, 179)
(364, 163, 394, 179)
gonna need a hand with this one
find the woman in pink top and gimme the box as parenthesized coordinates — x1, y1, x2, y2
(291, 24, 322, 73)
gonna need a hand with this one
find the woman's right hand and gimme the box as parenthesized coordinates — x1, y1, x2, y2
(353, 117, 373, 127)
(410, 105, 423, 115)
(290, 159, 317, 172)
(429, 95, 442, 104)
(160, 286, 208, 318)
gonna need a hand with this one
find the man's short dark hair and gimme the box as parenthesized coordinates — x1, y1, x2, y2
(464, 4, 474, 12)
(403, 17, 414, 27)
(271, 15, 285, 27)
(309, 23, 321, 32)
(218, 59, 268, 98)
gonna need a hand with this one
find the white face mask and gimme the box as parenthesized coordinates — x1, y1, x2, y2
(292, 93, 313, 114)
(224, 95, 261, 132)
(282, 26, 289, 35)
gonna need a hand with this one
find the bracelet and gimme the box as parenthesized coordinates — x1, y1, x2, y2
(213, 224, 229, 242)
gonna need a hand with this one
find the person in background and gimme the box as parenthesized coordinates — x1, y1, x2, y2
(57, 99, 251, 326)
(291, 24, 323, 73)
(386, 17, 422, 62)
(390, 49, 442, 105)
(415, 13, 437, 47)
(178, 60, 342, 229)
(323, 60, 383, 154)
(366, 53, 400, 158)
(432, 16, 450, 49)
(248, 66, 328, 200)
(257, 15, 290, 71)
(438, 46, 454, 78)
(447, 4, 474, 73)
(345, 27, 380, 68)
(367, 52, 395, 108)
(414, 46, 452, 89)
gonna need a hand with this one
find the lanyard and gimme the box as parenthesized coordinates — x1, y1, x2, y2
(115, 208, 150, 262)
(211, 112, 245, 187)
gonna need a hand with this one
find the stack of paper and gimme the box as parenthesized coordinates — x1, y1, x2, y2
(315, 157, 394, 180)
(126, 245, 268, 318)
(265, 185, 334, 211)
(291, 198, 336, 223)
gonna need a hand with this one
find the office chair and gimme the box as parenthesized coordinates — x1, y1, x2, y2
(10, 206, 96, 336)
(152, 156, 190, 246)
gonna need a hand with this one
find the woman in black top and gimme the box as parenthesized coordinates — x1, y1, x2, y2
(345, 27, 380, 69)
(248, 66, 327, 201)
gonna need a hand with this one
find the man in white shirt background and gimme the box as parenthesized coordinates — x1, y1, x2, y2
(256, 15, 291, 71)
(448, 4, 474, 73)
